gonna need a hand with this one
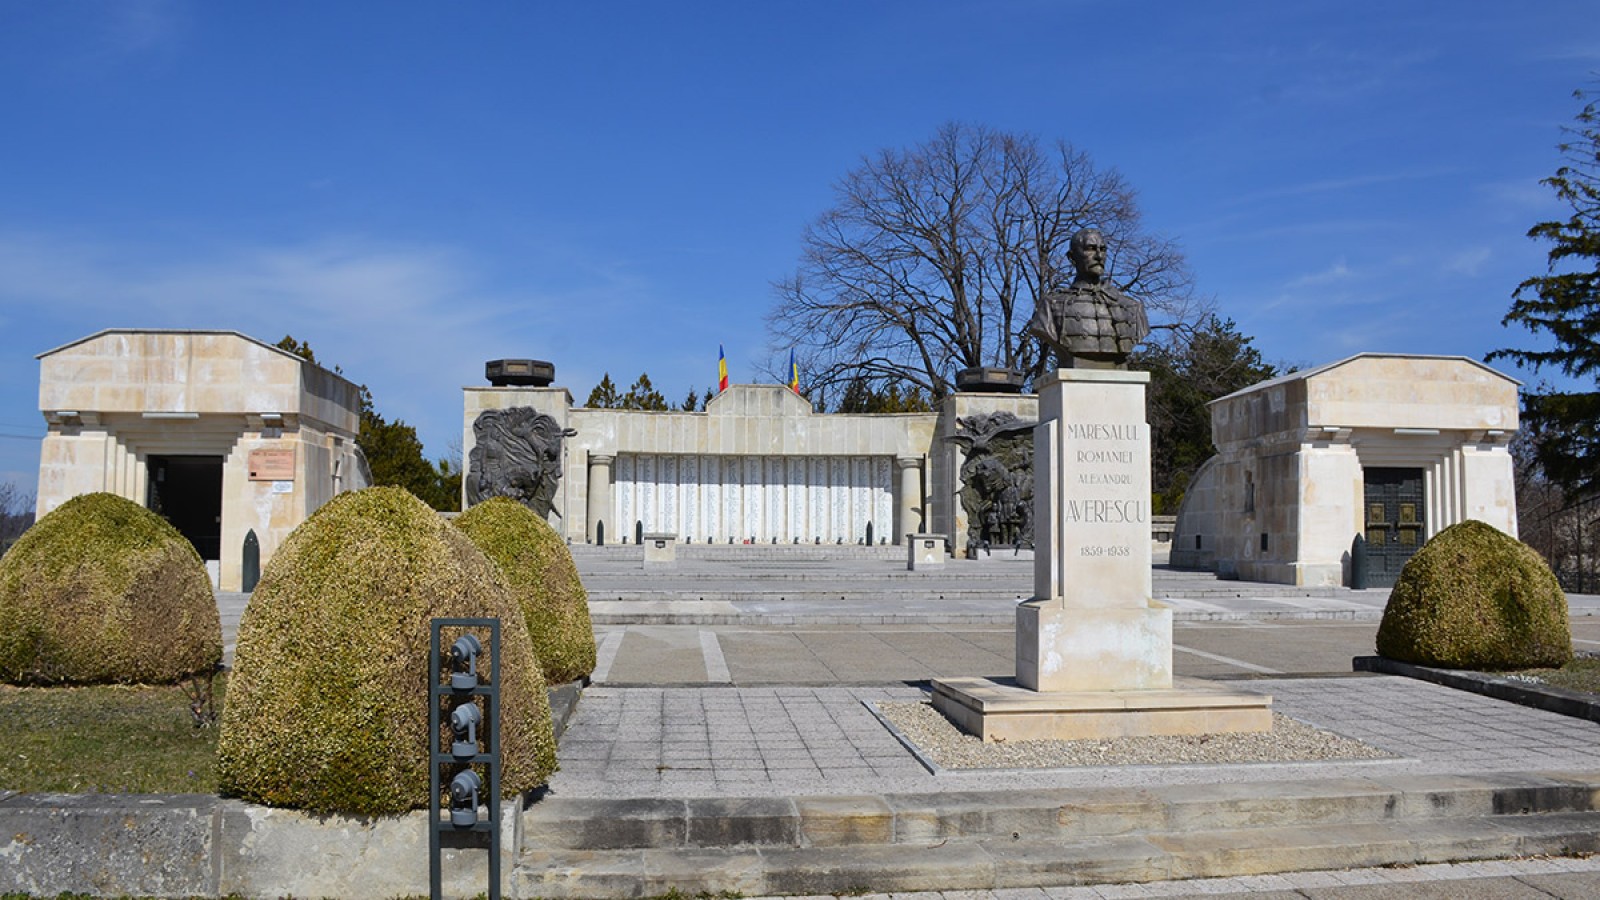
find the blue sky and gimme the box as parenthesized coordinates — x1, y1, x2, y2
(2, 1, 1598, 495)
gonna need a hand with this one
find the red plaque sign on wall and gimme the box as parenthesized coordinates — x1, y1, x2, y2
(248, 448, 296, 481)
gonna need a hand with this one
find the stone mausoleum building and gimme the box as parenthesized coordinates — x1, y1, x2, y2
(33, 331, 1523, 594)
(35, 330, 368, 591)
(1170, 354, 1520, 587)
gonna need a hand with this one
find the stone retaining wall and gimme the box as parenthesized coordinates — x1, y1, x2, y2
(0, 791, 521, 899)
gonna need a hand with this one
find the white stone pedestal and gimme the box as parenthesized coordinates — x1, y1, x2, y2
(1015, 599, 1171, 692)
(932, 369, 1270, 742)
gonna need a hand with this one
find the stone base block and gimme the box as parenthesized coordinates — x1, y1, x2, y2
(642, 533, 677, 565)
(1016, 599, 1172, 692)
(930, 676, 1273, 743)
(906, 534, 946, 570)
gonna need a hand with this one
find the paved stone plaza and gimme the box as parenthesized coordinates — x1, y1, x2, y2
(549, 676, 1600, 798)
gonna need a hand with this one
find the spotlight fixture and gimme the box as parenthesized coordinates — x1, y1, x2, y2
(449, 634, 483, 690)
(451, 702, 482, 760)
(448, 769, 483, 828)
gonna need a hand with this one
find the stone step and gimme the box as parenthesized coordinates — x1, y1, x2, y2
(516, 772, 1600, 897)
(571, 545, 908, 561)
(576, 571, 1350, 592)
(514, 808, 1600, 898)
(583, 590, 1030, 603)
(520, 773, 1600, 853)
(580, 590, 1358, 605)
(588, 608, 1019, 626)
(586, 608, 1381, 626)
(575, 573, 1024, 586)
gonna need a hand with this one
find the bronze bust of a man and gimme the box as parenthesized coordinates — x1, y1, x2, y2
(1028, 228, 1149, 369)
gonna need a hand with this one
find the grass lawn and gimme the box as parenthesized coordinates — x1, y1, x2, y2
(0, 675, 224, 794)
(1511, 656, 1600, 694)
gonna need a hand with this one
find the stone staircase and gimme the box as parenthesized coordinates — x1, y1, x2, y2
(514, 771, 1600, 897)
(574, 563, 1360, 604)
(570, 543, 907, 562)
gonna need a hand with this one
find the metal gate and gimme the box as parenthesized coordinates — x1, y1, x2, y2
(1363, 467, 1425, 588)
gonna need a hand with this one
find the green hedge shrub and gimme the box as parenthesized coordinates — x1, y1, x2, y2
(217, 487, 556, 815)
(1377, 519, 1571, 670)
(455, 497, 596, 684)
(0, 492, 221, 685)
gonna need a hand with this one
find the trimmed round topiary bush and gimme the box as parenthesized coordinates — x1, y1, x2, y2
(1376, 519, 1571, 670)
(0, 492, 221, 685)
(217, 487, 556, 816)
(455, 497, 596, 684)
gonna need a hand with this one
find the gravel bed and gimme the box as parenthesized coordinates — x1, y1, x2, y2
(876, 701, 1394, 770)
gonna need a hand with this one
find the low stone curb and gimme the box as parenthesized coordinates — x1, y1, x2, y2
(0, 792, 522, 899)
(548, 678, 586, 739)
(1353, 655, 1600, 725)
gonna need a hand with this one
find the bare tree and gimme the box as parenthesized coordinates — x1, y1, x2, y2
(1512, 415, 1600, 592)
(0, 480, 34, 552)
(769, 123, 1207, 402)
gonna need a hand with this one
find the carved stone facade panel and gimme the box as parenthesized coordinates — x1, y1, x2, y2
(614, 453, 892, 544)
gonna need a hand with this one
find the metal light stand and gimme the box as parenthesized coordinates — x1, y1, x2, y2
(429, 617, 502, 900)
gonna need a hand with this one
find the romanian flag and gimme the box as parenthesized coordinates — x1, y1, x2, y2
(788, 348, 800, 394)
(718, 344, 729, 392)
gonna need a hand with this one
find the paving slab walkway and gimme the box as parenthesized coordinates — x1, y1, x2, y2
(548, 676, 1600, 799)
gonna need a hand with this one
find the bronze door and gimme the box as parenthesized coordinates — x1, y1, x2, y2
(1363, 467, 1425, 588)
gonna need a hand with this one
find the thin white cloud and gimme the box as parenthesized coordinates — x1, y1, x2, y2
(1285, 260, 1353, 289)
(1522, 39, 1600, 64)
(1444, 246, 1492, 278)
(35, 0, 192, 76)
(0, 230, 615, 457)
(1261, 50, 1443, 108)
(1480, 178, 1562, 216)
(101, 0, 186, 56)
(1229, 169, 1463, 207)
(0, 226, 755, 469)
(0, 231, 499, 332)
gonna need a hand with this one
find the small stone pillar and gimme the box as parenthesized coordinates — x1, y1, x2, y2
(586, 454, 614, 544)
(907, 533, 946, 570)
(642, 532, 677, 565)
(894, 456, 922, 545)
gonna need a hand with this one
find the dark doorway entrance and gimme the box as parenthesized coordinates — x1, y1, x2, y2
(1363, 467, 1425, 588)
(147, 455, 224, 561)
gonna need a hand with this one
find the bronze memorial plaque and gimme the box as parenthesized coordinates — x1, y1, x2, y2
(248, 448, 295, 481)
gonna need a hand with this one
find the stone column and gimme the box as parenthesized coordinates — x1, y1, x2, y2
(894, 456, 922, 544)
(944, 442, 968, 557)
(586, 454, 614, 544)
